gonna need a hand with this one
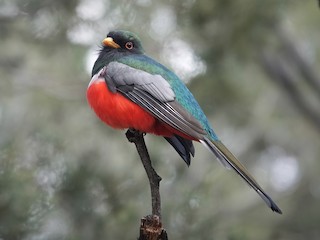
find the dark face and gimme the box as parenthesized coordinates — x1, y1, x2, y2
(92, 30, 145, 76)
(103, 30, 144, 54)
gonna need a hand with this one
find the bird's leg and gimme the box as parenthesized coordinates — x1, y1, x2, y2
(125, 129, 168, 239)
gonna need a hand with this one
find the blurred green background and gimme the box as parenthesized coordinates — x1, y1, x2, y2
(1, 0, 320, 239)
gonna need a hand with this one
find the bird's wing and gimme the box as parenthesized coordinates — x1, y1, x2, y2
(106, 61, 175, 102)
(102, 62, 206, 139)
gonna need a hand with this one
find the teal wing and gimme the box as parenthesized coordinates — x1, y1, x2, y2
(117, 54, 219, 141)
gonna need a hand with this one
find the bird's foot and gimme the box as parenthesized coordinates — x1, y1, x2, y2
(126, 129, 146, 142)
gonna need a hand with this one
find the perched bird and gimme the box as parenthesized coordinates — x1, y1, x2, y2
(87, 30, 282, 214)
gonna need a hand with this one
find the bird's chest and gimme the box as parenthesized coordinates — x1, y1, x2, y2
(87, 79, 156, 131)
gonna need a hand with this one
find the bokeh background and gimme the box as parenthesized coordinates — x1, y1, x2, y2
(1, 0, 320, 239)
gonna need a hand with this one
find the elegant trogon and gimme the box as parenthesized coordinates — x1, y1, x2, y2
(87, 30, 282, 214)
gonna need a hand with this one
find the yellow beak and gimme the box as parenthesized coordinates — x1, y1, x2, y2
(102, 37, 120, 49)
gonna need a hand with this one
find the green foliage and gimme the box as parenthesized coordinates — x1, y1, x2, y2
(1, 0, 320, 239)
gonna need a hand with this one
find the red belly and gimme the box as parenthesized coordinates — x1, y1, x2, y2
(87, 80, 176, 137)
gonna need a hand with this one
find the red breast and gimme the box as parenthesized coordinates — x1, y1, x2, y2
(87, 77, 181, 137)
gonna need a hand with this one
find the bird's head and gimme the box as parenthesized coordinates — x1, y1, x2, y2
(92, 30, 144, 76)
(101, 30, 144, 54)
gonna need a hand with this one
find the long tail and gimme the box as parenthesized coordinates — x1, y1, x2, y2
(200, 137, 282, 214)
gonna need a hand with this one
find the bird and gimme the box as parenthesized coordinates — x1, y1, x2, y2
(87, 30, 282, 214)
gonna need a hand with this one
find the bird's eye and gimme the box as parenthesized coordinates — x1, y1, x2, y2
(125, 41, 134, 50)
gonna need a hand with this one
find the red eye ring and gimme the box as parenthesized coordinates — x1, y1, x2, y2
(125, 41, 134, 50)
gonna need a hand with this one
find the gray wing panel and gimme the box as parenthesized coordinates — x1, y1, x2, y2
(106, 62, 175, 102)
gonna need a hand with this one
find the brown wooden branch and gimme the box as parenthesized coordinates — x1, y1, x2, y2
(125, 129, 168, 240)
(138, 215, 168, 240)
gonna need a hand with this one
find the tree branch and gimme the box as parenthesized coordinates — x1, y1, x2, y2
(125, 129, 168, 240)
